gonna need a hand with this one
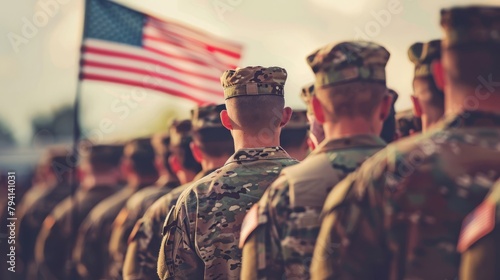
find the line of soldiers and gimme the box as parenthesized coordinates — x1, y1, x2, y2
(14, 4, 500, 280)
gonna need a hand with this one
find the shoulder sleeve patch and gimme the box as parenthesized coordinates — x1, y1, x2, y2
(457, 200, 496, 253)
(239, 204, 260, 249)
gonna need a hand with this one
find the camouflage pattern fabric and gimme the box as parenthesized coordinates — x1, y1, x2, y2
(191, 104, 227, 130)
(311, 111, 500, 280)
(17, 182, 70, 279)
(158, 147, 298, 279)
(441, 6, 500, 48)
(107, 181, 179, 279)
(459, 179, 500, 280)
(73, 183, 151, 280)
(34, 185, 118, 280)
(221, 66, 287, 100)
(122, 171, 212, 280)
(307, 41, 390, 87)
(240, 135, 386, 279)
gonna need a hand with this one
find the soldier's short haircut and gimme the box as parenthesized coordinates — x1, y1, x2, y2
(317, 81, 387, 122)
(193, 127, 234, 158)
(444, 43, 500, 91)
(151, 134, 176, 175)
(168, 120, 202, 174)
(225, 95, 285, 135)
(124, 138, 158, 177)
(81, 144, 124, 174)
(413, 77, 444, 111)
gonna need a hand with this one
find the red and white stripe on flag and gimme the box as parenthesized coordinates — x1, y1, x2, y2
(456, 200, 495, 253)
(81, 17, 243, 105)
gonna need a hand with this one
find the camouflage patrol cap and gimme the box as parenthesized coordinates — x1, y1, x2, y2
(408, 40, 441, 78)
(300, 83, 315, 115)
(307, 41, 390, 88)
(441, 6, 500, 48)
(190, 104, 225, 131)
(169, 119, 193, 147)
(284, 109, 309, 130)
(220, 66, 287, 99)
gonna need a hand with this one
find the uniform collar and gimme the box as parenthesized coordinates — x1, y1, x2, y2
(224, 146, 291, 165)
(313, 134, 386, 154)
(437, 111, 500, 129)
(194, 168, 218, 181)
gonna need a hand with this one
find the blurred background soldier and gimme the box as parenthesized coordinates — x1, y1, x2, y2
(300, 84, 325, 150)
(311, 6, 500, 280)
(380, 89, 398, 143)
(106, 134, 180, 279)
(408, 39, 445, 132)
(122, 119, 204, 280)
(279, 109, 309, 161)
(73, 138, 158, 280)
(158, 66, 298, 279)
(240, 42, 391, 279)
(17, 147, 71, 279)
(34, 143, 124, 280)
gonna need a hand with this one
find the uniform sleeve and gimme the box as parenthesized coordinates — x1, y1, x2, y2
(107, 208, 129, 278)
(240, 179, 287, 280)
(459, 227, 500, 280)
(125, 195, 177, 280)
(311, 172, 389, 280)
(157, 191, 204, 280)
(73, 220, 107, 280)
(35, 214, 67, 280)
(123, 219, 149, 280)
(459, 188, 500, 280)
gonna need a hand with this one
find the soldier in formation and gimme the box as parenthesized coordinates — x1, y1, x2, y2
(14, 4, 500, 280)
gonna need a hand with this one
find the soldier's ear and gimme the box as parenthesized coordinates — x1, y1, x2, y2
(168, 155, 182, 176)
(220, 110, 233, 130)
(120, 158, 132, 178)
(280, 107, 293, 127)
(379, 92, 393, 121)
(189, 141, 203, 164)
(312, 96, 325, 124)
(154, 156, 164, 174)
(411, 95, 423, 117)
(432, 60, 445, 91)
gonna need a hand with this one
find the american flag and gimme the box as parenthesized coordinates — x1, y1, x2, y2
(456, 200, 495, 253)
(80, 0, 243, 104)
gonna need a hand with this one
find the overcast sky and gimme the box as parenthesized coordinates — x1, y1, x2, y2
(1, 0, 497, 145)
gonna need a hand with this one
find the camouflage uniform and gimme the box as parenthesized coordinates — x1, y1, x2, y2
(73, 182, 153, 280)
(34, 144, 123, 280)
(311, 7, 500, 280)
(34, 184, 119, 280)
(459, 179, 500, 280)
(123, 171, 212, 280)
(157, 66, 299, 279)
(18, 180, 70, 277)
(17, 149, 72, 279)
(123, 104, 231, 280)
(240, 42, 390, 279)
(107, 180, 179, 279)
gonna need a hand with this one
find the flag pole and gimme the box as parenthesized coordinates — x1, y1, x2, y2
(68, 0, 88, 277)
